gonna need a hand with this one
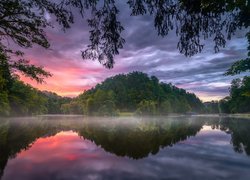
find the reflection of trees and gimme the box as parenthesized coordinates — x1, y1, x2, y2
(207, 117, 250, 155)
(0, 116, 204, 177)
(0, 116, 81, 178)
(1, 116, 250, 178)
(79, 117, 204, 159)
(0, 118, 58, 178)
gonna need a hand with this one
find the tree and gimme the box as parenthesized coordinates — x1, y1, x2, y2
(83, 89, 118, 115)
(159, 100, 172, 115)
(61, 101, 83, 114)
(225, 32, 250, 75)
(98, 100, 118, 116)
(0, 49, 51, 90)
(0, 58, 10, 116)
(8, 81, 48, 115)
(86, 97, 95, 115)
(0, 48, 51, 116)
(204, 101, 220, 114)
(0, 0, 249, 69)
(219, 97, 230, 113)
(229, 76, 250, 113)
(0, 0, 58, 83)
(77, 71, 205, 115)
(217, 76, 250, 114)
(0, 91, 10, 116)
(41, 91, 72, 114)
(136, 100, 157, 115)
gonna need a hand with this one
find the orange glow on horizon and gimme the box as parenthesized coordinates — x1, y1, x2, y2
(17, 55, 225, 101)
(19, 73, 223, 101)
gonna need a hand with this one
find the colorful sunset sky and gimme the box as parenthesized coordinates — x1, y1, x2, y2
(17, 3, 249, 102)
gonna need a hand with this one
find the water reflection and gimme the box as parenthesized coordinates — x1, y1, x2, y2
(78, 117, 204, 159)
(0, 116, 250, 179)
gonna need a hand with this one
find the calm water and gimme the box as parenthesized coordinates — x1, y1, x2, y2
(0, 115, 250, 180)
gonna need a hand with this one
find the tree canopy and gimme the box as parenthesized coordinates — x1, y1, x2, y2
(225, 32, 250, 75)
(204, 76, 250, 114)
(77, 71, 205, 115)
(221, 76, 250, 113)
(0, 0, 249, 69)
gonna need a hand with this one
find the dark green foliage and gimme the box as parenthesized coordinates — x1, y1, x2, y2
(97, 100, 118, 116)
(136, 100, 157, 115)
(225, 58, 250, 76)
(0, 48, 51, 85)
(206, 76, 250, 114)
(8, 81, 48, 116)
(11, 59, 51, 83)
(0, 79, 48, 116)
(0, 51, 13, 90)
(41, 91, 72, 114)
(78, 71, 205, 115)
(0, 41, 65, 116)
(225, 76, 250, 113)
(60, 101, 83, 114)
(0, 55, 11, 116)
(0, 76, 72, 116)
(0, 48, 51, 116)
(225, 32, 250, 75)
(83, 89, 118, 116)
(159, 100, 172, 115)
(219, 97, 231, 114)
(86, 97, 95, 115)
(0, 91, 10, 116)
(207, 118, 250, 155)
(204, 101, 220, 114)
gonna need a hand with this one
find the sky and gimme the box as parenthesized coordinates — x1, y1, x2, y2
(18, 2, 249, 102)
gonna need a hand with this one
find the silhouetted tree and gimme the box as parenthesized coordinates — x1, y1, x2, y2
(0, 0, 249, 69)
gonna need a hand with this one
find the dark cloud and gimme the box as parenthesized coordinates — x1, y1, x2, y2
(16, 2, 249, 100)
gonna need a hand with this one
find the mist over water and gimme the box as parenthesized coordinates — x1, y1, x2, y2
(0, 115, 250, 180)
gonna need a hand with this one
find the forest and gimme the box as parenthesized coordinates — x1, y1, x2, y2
(0, 0, 249, 117)
(205, 76, 250, 114)
(73, 71, 205, 115)
(1, 70, 249, 117)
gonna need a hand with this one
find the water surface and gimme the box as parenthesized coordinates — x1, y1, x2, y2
(0, 115, 250, 180)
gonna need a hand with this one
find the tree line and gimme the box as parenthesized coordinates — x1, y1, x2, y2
(0, 53, 71, 116)
(0, 79, 71, 116)
(205, 76, 250, 114)
(0, 71, 205, 116)
(63, 71, 205, 115)
(1, 70, 249, 116)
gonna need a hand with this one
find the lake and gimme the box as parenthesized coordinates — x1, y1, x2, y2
(0, 115, 250, 180)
